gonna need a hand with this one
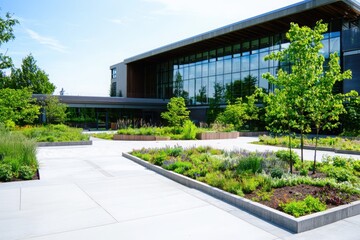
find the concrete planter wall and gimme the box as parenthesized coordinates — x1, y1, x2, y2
(196, 132, 239, 140)
(302, 146, 360, 155)
(37, 141, 92, 147)
(113, 134, 170, 141)
(123, 152, 360, 233)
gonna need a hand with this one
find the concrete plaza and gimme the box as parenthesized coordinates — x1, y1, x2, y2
(0, 137, 359, 240)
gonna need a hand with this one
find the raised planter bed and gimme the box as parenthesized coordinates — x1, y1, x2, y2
(37, 141, 93, 147)
(123, 152, 360, 233)
(196, 131, 239, 140)
(238, 131, 269, 137)
(113, 134, 170, 141)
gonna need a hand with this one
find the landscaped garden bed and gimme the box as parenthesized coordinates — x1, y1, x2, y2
(19, 124, 91, 146)
(0, 129, 39, 182)
(255, 135, 360, 154)
(124, 146, 360, 232)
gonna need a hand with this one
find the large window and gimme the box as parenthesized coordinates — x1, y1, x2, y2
(111, 68, 117, 79)
(155, 20, 342, 104)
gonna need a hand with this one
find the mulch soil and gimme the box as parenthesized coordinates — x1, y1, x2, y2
(245, 184, 360, 211)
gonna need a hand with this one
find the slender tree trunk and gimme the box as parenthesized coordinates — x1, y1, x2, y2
(313, 127, 319, 174)
(300, 128, 304, 163)
(289, 131, 293, 174)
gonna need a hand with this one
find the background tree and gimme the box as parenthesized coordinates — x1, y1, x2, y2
(225, 75, 257, 104)
(0, 12, 18, 70)
(173, 72, 188, 99)
(110, 82, 116, 97)
(43, 96, 67, 124)
(0, 88, 40, 125)
(196, 85, 207, 104)
(216, 93, 259, 131)
(207, 82, 224, 124)
(6, 54, 55, 94)
(161, 97, 190, 128)
(341, 92, 360, 136)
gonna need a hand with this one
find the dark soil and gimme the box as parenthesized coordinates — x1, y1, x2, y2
(245, 184, 360, 211)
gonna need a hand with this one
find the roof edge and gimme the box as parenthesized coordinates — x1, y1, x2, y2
(122, 0, 360, 64)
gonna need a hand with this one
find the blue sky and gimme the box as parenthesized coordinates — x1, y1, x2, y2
(0, 0, 323, 96)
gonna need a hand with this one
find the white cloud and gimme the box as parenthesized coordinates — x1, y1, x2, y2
(108, 18, 125, 25)
(25, 29, 68, 53)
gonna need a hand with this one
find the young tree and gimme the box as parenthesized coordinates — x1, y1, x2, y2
(161, 97, 190, 128)
(263, 88, 297, 173)
(44, 96, 68, 124)
(308, 52, 352, 173)
(263, 21, 328, 162)
(8, 54, 55, 94)
(0, 88, 40, 125)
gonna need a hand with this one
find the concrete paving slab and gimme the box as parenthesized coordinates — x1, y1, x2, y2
(1, 137, 359, 240)
(0, 207, 116, 240)
(27, 206, 278, 240)
(0, 188, 20, 212)
(20, 184, 98, 211)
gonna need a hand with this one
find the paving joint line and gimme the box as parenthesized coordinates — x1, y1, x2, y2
(74, 182, 119, 223)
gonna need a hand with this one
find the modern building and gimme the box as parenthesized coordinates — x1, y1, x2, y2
(111, 0, 360, 123)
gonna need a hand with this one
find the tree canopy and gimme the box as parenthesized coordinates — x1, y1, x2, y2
(0, 12, 18, 70)
(0, 88, 40, 125)
(43, 96, 67, 124)
(263, 21, 353, 169)
(5, 54, 56, 94)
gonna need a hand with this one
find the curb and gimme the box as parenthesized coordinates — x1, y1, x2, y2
(37, 141, 93, 147)
(122, 152, 360, 233)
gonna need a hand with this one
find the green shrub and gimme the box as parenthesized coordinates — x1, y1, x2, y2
(270, 168, 283, 178)
(280, 195, 326, 217)
(0, 164, 13, 181)
(2, 164, 13, 179)
(164, 161, 193, 174)
(353, 161, 360, 172)
(181, 120, 197, 140)
(18, 165, 36, 180)
(165, 146, 183, 157)
(323, 166, 353, 182)
(300, 168, 308, 176)
(241, 176, 260, 194)
(276, 150, 300, 164)
(201, 172, 225, 188)
(237, 154, 262, 174)
(223, 178, 243, 196)
(149, 152, 167, 166)
(91, 133, 114, 140)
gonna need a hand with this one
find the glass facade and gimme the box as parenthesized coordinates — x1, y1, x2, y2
(156, 21, 341, 105)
